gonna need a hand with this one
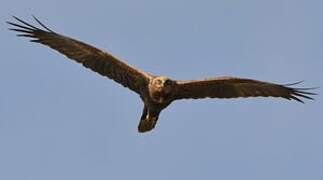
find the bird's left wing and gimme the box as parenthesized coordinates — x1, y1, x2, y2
(7, 16, 151, 95)
(172, 77, 316, 103)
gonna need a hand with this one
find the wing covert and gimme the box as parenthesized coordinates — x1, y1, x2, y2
(173, 77, 316, 103)
(8, 16, 151, 94)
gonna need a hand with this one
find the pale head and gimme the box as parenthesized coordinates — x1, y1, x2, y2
(149, 76, 175, 103)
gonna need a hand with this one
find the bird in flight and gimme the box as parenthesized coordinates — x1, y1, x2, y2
(7, 16, 316, 133)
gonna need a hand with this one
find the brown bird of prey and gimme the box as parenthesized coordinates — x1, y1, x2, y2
(7, 16, 316, 133)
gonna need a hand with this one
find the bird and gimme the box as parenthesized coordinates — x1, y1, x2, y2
(7, 16, 316, 133)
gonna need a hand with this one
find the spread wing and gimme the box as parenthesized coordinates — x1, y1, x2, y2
(173, 77, 316, 103)
(7, 16, 151, 94)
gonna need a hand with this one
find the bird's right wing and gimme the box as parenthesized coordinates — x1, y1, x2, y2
(8, 16, 152, 95)
(173, 77, 316, 103)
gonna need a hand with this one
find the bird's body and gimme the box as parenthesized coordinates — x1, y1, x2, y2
(8, 16, 316, 133)
(138, 76, 176, 132)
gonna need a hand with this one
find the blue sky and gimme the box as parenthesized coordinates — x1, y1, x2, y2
(0, 0, 322, 179)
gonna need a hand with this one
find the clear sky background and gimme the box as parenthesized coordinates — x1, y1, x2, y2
(0, 0, 322, 179)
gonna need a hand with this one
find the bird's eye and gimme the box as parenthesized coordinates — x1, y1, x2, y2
(156, 79, 162, 84)
(164, 80, 171, 85)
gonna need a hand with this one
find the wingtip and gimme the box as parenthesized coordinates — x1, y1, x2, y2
(31, 15, 40, 22)
(8, 15, 56, 35)
(32, 15, 54, 32)
(9, 15, 40, 30)
(282, 81, 318, 103)
(290, 96, 305, 103)
(31, 15, 39, 22)
(12, 15, 24, 24)
(284, 80, 305, 86)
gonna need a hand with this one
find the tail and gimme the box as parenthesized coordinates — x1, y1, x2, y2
(138, 106, 160, 133)
(138, 117, 158, 133)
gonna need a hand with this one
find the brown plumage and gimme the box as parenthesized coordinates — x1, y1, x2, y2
(8, 16, 316, 133)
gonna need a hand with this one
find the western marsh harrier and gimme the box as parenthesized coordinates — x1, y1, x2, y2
(8, 16, 316, 133)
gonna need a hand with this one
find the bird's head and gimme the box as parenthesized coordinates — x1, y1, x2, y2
(150, 76, 175, 103)
(152, 76, 174, 90)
